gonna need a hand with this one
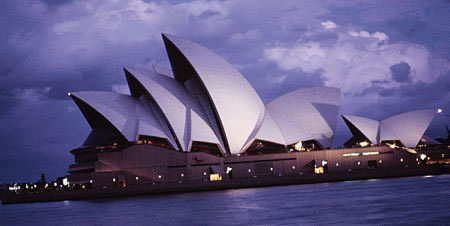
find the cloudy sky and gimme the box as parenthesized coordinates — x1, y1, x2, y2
(0, 0, 449, 182)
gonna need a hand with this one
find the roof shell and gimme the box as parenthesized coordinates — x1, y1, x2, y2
(70, 91, 169, 142)
(252, 110, 287, 145)
(162, 34, 265, 154)
(380, 109, 436, 147)
(341, 114, 379, 144)
(125, 67, 222, 152)
(267, 87, 341, 147)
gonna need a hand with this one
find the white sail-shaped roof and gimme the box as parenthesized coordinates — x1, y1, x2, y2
(342, 114, 379, 144)
(70, 91, 169, 142)
(136, 95, 171, 141)
(162, 34, 265, 154)
(125, 67, 222, 152)
(267, 87, 341, 147)
(380, 109, 436, 147)
(343, 109, 437, 148)
(252, 110, 286, 145)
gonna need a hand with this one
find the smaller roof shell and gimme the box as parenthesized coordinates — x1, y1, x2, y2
(252, 110, 287, 145)
(343, 109, 437, 148)
(70, 91, 169, 143)
(380, 109, 436, 147)
(267, 87, 341, 147)
(125, 67, 222, 152)
(342, 114, 379, 144)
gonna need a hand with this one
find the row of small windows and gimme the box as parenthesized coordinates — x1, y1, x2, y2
(105, 157, 417, 184)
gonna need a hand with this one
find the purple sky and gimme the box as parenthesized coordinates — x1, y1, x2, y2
(0, 0, 449, 183)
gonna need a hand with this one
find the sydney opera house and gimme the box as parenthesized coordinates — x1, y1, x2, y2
(64, 34, 447, 191)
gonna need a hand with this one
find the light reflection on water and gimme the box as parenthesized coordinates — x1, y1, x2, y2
(1, 175, 449, 225)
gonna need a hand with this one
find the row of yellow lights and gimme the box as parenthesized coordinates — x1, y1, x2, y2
(105, 153, 444, 183)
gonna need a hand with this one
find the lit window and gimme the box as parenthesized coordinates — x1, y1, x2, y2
(210, 174, 222, 181)
(420, 154, 427, 161)
(362, 152, 379, 156)
(294, 141, 305, 151)
(359, 141, 369, 147)
(314, 167, 324, 174)
(343, 153, 360, 157)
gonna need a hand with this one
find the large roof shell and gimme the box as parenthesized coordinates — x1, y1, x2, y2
(124, 67, 222, 152)
(267, 87, 341, 147)
(162, 34, 265, 154)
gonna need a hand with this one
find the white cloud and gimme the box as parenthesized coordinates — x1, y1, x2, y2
(372, 32, 388, 41)
(230, 29, 262, 42)
(321, 20, 337, 29)
(264, 25, 446, 96)
(348, 30, 389, 41)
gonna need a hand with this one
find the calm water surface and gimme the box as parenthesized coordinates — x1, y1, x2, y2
(1, 175, 450, 225)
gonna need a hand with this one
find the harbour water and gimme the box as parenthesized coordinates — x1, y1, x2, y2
(1, 175, 449, 225)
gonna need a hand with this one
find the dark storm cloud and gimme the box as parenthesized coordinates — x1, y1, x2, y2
(390, 61, 411, 82)
(250, 67, 327, 103)
(327, 0, 450, 58)
(40, 0, 73, 7)
(0, 0, 448, 182)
